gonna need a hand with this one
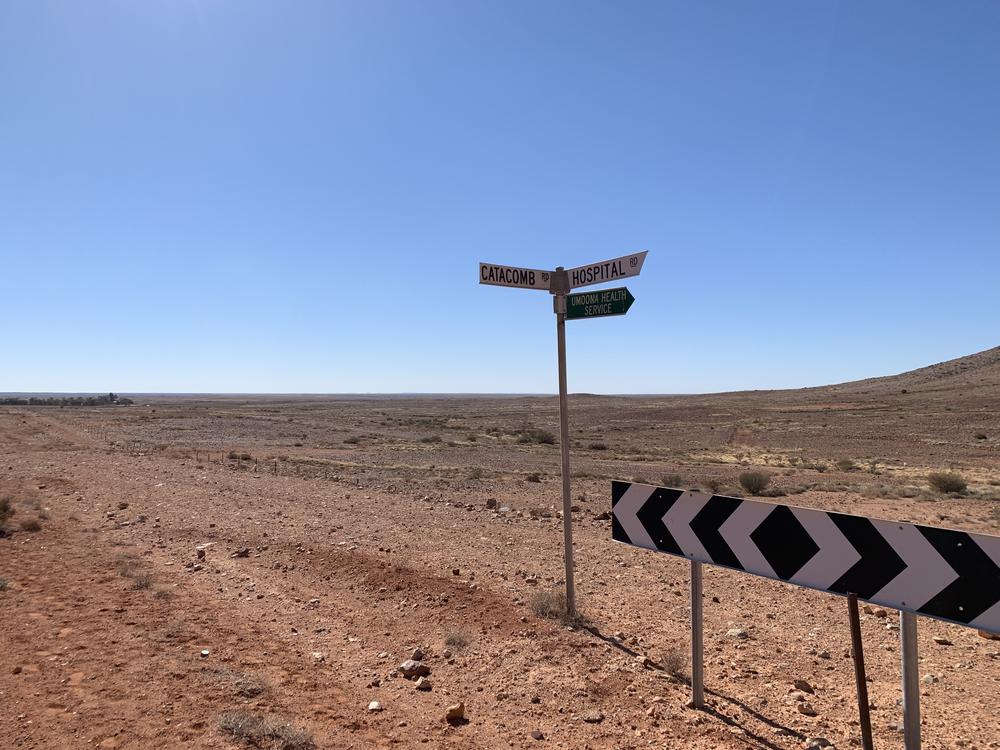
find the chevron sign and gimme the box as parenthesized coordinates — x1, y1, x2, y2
(612, 481, 1000, 634)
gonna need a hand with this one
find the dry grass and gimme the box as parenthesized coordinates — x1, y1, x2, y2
(660, 646, 687, 678)
(444, 631, 470, 651)
(218, 711, 314, 750)
(528, 589, 585, 626)
(738, 471, 771, 495)
(928, 471, 968, 494)
(0, 578, 8, 591)
(19, 518, 42, 532)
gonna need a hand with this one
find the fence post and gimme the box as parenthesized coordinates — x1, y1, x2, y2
(690, 560, 704, 708)
(901, 610, 921, 750)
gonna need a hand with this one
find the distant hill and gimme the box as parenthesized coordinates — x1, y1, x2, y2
(825, 346, 1000, 397)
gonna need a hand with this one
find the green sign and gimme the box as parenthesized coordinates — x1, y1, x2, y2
(566, 286, 635, 320)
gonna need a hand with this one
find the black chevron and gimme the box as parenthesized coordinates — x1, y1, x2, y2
(610, 481, 632, 545)
(916, 527, 1000, 624)
(689, 495, 744, 570)
(827, 514, 906, 598)
(636, 487, 683, 555)
(749, 505, 820, 580)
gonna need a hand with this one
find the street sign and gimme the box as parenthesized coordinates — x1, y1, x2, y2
(566, 250, 647, 290)
(566, 286, 634, 320)
(479, 262, 552, 291)
(612, 481, 1000, 633)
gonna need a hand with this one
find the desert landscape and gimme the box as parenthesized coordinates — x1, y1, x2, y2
(2, 347, 999, 750)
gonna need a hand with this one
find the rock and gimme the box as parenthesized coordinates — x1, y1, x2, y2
(445, 702, 465, 723)
(788, 691, 808, 702)
(530, 729, 544, 740)
(932, 636, 952, 646)
(636, 654, 655, 668)
(872, 608, 887, 618)
(311, 652, 325, 662)
(399, 659, 431, 678)
(594, 511, 611, 521)
(410, 648, 424, 661)
(118, 501, 129, 510)
(452, 568, 460, 576)
(415, 676, 431, 691)
(793, 679, 815, 694)
(231, 547, 250, 558)
(921, 674, 939, 684)
(199, 649, 210, 658)
(196, 549, 206, 560)
(12, 666, 22, 675)
(485, 499, 497, 509)
(727, 628, 749, 640)
(582, 712, 604, 723)
(797, 702, 818, 716)
(368, 701, 382, 712)
(804, 738, 833, 749)
(978, 630, 1000, 641)
(817, 650, 831, 660)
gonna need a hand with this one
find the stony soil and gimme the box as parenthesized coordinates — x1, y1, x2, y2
(2, 349, 999, 749)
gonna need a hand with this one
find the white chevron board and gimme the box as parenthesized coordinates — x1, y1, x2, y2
(611, 481, 1000, 634)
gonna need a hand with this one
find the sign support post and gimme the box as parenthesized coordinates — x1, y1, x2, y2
(690, 560, 705, 708)
(847, 593, 874, 750)
(551, 267, 576, 617)
(901, 610, 921, 750)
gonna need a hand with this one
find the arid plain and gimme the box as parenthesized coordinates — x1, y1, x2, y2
(2, 348, 999, 750)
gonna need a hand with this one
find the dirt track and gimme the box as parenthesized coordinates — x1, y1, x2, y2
(2, 370, 999, 749)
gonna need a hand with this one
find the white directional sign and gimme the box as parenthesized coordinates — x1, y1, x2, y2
(612, 481, 1000, 633)
(479, 263, 552, 291)
(566, 250, 647, 290)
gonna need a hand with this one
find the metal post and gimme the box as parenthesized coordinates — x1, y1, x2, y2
(847, 594, 874, 750)
(555, 291, 576, 616)
(691, 560, 704, 708)
(552, 268, 575, 617)
(901, 610, 920, 750)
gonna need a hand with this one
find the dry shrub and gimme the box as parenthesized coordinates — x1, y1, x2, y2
(525, 473, 542, 483)
(928, 472, 967, 494)
(218, 711, 314, 750)
(738, 471, 771, 495)
(702, 479, 723, 494)
(528, 589, 584, 625)
(835, 458, 856, 472)
(131, 574, 153, 590)
(0, 496, 13, 526)
(661, 474, 684, 488)
(660, 646, 687, 678)
(0, 578, 8, 591)
(19, 518, 41, 533)
(444, 631, 470, 651)
(589, 442, 608, 451)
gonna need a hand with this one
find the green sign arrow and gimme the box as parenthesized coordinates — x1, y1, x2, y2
(566, 286, 635, 320)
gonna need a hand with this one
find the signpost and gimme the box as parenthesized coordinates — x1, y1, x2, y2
(566, 286, 635, 320)
(479, 252, 646, 616)
(612, 479, 1000, 747)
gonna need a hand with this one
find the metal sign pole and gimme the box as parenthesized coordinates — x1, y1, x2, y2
(690, 560, 705, 708)
(901, 610, 921, 750)
(847, 593, 874, 750)
(552, 268, 576, 617)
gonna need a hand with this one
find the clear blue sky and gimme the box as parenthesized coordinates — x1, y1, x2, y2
(2, 1, 998, 393)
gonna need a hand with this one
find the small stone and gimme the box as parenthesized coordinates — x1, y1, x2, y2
(485, 499, 497, 509)
(415, 676, 431, 691)
(817, 650, 831, 659)
(872, 608, 887, 618)
(399, 659, 431, 678)
(530, 729, 544, 740)
(921, 674, 939, 684)
(117, 501, 129, 510)
(231, 547, 250, 559)
(12, 666, 22, 675)
(452, 568, 460, 576)
(368, 700, 383, 712)
(311, 652, 325, 662)
(582, 712, 604, 723)
(932, 636, 952, 646)
(727, 628, 749, 640)
(793, 679, 815, 694)
(199, 649, 210, 658)
(410, 648, 424, 661)
(805, 738, 833, 749)
(797, 702, 818, 716)
(445, 702, 465, 723)
(636, 654, 654, 668)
